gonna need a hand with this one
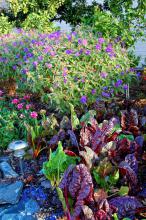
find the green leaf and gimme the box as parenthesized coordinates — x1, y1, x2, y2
(112, 213, 119, 220)
(43, 141, 77, 186)
(70, 103, 79, 130)
(109, 170, 119, 185)
(80, 110, 96, 124)
(118, 134, 134, 141)
(118, 186, 129, 196)
(56, 187, 67, 211)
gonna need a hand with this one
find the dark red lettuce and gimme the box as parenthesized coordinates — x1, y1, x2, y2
(59, 164, 94, 219)
(67, 130, 79, 148)
(109, 196, 142, 219)
(79, 146, 98, 170)
(119, 161, 138, 191)
(121, 109, 139, 135)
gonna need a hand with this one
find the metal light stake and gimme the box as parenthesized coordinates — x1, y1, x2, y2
(8, 140, 28, 175)
(126, 83, 130, 99)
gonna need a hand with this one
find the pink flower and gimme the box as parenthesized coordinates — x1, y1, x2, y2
(17, 103, 23, 109)
(50, 51, 56, 56)
(82, 39, 88, 47)
(23, 95, 31, 100)
(26, 104, 32, 110)
(12, 98, 19, 104)
(0, 90, 4, 96)
(30, 111, 38, 118)
(20, 114, 25, 119)
(45, 63, 52, 69)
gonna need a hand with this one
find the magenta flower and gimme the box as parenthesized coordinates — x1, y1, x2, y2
(0, 90, 4, 96)
(12, 98, 19, 104)
(23, 95, 30, 100)
(17, 103, 23, 110)
(30, 111, 38, 118)
(100, 72, 108, 78)
(26, 104, 32, 110)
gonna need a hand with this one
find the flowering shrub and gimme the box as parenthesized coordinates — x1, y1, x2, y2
(0, 28, 135, 112)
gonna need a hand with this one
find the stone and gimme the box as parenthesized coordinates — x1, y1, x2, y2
(1, 214, 37, 220)
(25, 199, 40, 215)
(0, 156, 10, 163)
(0, 181, 23, 204)
(0, 162, 18, 178)
(41, 180, 52, 189)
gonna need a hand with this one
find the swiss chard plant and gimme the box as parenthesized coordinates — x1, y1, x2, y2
(43, 141, 78, 187)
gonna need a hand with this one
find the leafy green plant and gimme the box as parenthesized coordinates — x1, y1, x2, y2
(93, 158, 119, 190)
(0, 107, 20, 149)
(0, 14, 14, 35)
(43, 141, 78, 186)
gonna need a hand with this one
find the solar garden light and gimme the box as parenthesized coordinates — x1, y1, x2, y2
(126, 83, 130, 99)
(8, 140, 28, 175)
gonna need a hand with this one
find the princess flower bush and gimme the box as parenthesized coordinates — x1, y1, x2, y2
(0, 27, 135, 112)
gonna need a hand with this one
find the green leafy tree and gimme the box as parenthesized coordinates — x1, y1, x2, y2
(83, 0, 146, 46)
(0, 0, 65, 32)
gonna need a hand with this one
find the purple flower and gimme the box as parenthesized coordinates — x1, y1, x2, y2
(75, 52, 80, 57)
(33, 61, 38, 67)
(72, 31, 77, 36)
(114, 79, 123, 87)
(98, 38, 105, 44)
(21, 69, 28, 74)
(27, 52, 33, 58)
(12, 65, 17, 70)
(16, 54, 20, 59)
(95, 44, 101, 50)
(85, 50, 91, 55)
(91, 89, 96, 95)
(64, 78, 67, 84)
(136, 72, 141, 78)
(105, 44, 113, 53)
(103, 86, 108, 90)
(24, 48, 29, 53)
(123, 84, 128, 90)
(120, 71, 125, 75)
(116, 65, 120, 69)
(67, 35, 72, 41)
(100, 72, 108, 78)
(65, 49, 73, 55)
(80, 95, 87, 104)
(102, 91, 110, 98)
(78, 39, 82, 45)
(38, 56, 43, 61)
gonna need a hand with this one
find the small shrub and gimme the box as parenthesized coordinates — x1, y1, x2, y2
(0, 28, 135, 112)
(0, 14, 14, 35)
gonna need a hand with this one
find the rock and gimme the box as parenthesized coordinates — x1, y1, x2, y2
(1, 214, 37, 220)
(0, 181, 23, 204)
(0, 162, 18, 178)
(41, 180, 52, 189)
(0, 156, 10, 163)
(25, 199, 40, 214)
